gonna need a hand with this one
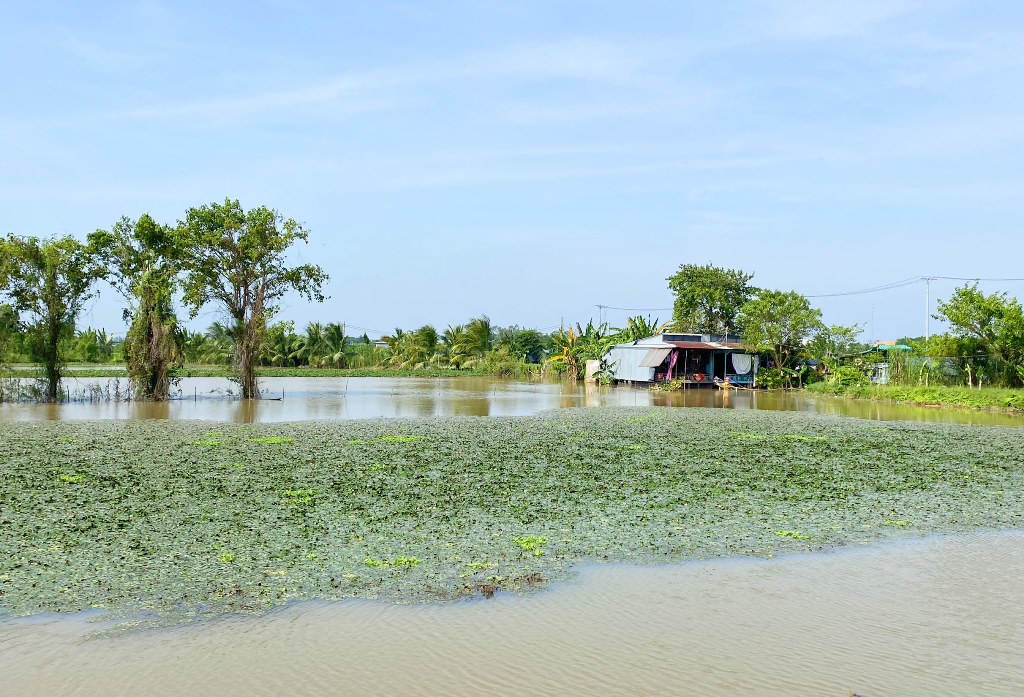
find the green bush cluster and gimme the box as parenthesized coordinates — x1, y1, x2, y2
(807, 382, 1024, 410)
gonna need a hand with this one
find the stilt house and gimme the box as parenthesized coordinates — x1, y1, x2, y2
(604, 333, 759, 386)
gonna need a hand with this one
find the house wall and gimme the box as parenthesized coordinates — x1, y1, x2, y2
(605, 346, 657, 382)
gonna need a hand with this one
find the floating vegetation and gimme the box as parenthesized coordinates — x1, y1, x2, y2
(514, 536, 549, 556)
(884, 519, 913, 527)
(1, 408, 1022, 626)
(774, 530, 811, 540)
(379, 435, 421, 443)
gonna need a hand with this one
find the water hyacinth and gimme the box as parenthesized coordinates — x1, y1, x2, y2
(0, 407, 1022, 625)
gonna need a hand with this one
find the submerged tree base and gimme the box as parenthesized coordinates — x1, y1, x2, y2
(1, 408, 1022, 625)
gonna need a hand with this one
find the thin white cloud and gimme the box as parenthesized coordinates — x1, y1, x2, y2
(756, 0, 924, 40)
(16, 36, 675, 128)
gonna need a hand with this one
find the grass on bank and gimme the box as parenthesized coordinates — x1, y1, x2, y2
(806, 381, 1024, 411)
(1, 407, 1022, 626)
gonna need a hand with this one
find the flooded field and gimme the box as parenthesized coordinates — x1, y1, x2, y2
(4, 532, 1023, 696)
(3, 381, 1023, 696)
(3, 408, 1022, 621)
(2, 375, 1023, 425)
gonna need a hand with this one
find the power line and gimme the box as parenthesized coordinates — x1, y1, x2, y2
(344, 323, 387, 335)
(933, 276, 1024, 282)
(805, 277, 922, 298)
(596, 304, 673, 312)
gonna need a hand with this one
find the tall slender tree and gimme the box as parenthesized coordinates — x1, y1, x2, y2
(88, 215, 182, 400)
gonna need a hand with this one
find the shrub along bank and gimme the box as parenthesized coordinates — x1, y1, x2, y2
(806, 381, 1024, 411)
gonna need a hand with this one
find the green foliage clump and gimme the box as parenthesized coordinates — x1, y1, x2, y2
(666, 264, 754, 333)
(514, 536, 548, 556)
(806, 382, 1024, 411)
(827, 365, 870, 388)
(0, 235, 105, 401)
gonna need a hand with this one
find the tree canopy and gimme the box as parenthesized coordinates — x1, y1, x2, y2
(739, 289, 822, 385)
(935, 283, 1024, 385)
(177, 199, 329, 398)
(0, 234, 105, 401)
(88, 215, 182, 400)
(667, 264, 754, 334)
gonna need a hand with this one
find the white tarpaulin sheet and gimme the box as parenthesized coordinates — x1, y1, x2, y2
(638, 348, 672, 368)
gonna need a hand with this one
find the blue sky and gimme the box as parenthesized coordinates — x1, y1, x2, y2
(3, 0, 1023, 340)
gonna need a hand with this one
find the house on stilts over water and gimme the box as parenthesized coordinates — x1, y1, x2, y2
(604, 333, 760, 387)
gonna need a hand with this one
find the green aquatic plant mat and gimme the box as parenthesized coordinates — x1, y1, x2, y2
(1, 407, 1022, 625)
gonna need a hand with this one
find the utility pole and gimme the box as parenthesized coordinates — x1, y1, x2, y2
(923, 277, 936, 342)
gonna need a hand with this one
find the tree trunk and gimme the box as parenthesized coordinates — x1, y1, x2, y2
(45, 362, 59, 402)
(234, 318, 261, 400)
(44, 318, 61, 402)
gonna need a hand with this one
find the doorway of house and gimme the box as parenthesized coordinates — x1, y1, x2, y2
(713, 353, 727, 380)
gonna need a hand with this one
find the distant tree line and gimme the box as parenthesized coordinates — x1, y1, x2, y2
(9, 229, 1017, 401)
(0, 193, 666, 401)
(666, 263, 1024, 388)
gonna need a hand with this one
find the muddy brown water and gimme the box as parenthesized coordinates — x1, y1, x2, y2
(2, 376, 1023, 425)
(3, 532, 1023, 696)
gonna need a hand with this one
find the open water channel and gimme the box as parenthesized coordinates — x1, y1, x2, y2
(2, 375, 1023, 426)
(3, 377, 1024, 695)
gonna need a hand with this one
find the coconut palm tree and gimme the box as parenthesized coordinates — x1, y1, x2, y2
(321, 322, 349, 368)
(261, 321, 302, 367)
(298, 321, 327, 367)
(202, 322, 235, 365)
(464, 315, 493, 356)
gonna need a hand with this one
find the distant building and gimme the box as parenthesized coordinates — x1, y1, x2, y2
(604, 333, 759, 386)
(845, 341, 913, 384)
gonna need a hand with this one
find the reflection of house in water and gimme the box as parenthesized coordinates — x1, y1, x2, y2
(604, 333, 759, 386)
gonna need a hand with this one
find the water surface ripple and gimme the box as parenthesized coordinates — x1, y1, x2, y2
(4, 532, 1023, 696)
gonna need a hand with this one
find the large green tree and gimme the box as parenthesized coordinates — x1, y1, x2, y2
(667, 264, 754, 334)
(739, 289, 823, 385)
(935, 283, 1024, 385)
(495, 326, 547, 363)
(177, 199, 328, 399)
(805, 323, 863, 371)
(0, 235, 105, 401)
(88, 215, 182, 400)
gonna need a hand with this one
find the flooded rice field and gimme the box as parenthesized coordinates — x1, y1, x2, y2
(4, 531, 1023, 696)
(2, 375, 1023, 425)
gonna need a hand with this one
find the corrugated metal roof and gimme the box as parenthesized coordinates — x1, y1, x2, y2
(665, 341, 743, 350)
(638, 347, 672, 367)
